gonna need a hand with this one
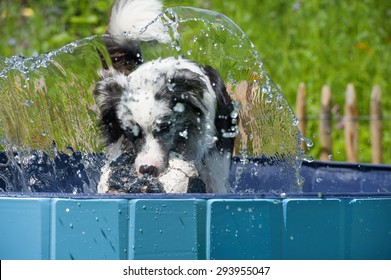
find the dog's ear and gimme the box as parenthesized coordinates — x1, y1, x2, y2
(94, 78, 124, 145)
(203, 66, 238, 154)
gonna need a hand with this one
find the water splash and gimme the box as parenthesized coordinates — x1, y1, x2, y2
(0, 6, 309, 193)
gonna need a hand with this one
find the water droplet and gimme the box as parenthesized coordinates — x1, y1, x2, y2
(166, 82, 176, 92)
(230, 110, 238, 119)
(24, 100, 33, 106)
(305, 139, 314, 148)
(303, 154, 314, 162)
(186, 50, 192, 56)
(179, 129, 188, 139)
(316, 178, 323, 183)
(173, 102, 185, 112)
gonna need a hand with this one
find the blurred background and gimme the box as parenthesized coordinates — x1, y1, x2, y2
(0, 0, 390, 163)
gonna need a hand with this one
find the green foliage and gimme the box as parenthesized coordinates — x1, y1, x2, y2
(177, 0, 391, 163)
(0, 0, 390, 163)
(0, 0, 109, 57)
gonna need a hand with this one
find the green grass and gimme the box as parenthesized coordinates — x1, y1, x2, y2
(1, 0, 390, 163)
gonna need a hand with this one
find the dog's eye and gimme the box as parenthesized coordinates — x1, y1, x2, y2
(155, 122, 171, 133)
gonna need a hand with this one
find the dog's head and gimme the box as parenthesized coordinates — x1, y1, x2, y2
(94, 57, 237, 177)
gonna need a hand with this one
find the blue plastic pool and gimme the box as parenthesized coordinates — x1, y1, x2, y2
(0, 159, 390, 260)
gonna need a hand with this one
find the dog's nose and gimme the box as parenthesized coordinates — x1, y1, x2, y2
(139, 165, 159, 177)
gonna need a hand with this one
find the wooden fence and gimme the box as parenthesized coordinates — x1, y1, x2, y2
(296, 83, 383, 164)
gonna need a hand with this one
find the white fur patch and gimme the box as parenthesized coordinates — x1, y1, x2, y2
(134, 134, 165, 173)
(117, 89, 169, 132)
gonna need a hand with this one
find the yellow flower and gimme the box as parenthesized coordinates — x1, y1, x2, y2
(22, 7, 35, 17)
(1, 10, 7, 19)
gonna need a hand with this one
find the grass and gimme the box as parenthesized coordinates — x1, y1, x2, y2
(1, 0, 390, 163)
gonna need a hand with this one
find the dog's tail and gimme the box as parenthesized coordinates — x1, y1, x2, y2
(107, 0, 165, 39)
(104, 0, 167, 74)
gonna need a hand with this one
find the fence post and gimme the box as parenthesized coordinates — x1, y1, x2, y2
(296, 83, 307, 151)
(344, 83, 359, 162)
(370, 85, 382, 164)
(320, 85, 332, 161)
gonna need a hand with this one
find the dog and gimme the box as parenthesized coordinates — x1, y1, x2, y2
(94, 0, 238, 193)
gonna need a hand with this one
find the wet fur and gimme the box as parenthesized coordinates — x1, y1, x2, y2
(95, 0, 237, 193)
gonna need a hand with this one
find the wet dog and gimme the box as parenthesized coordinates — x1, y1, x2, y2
(95, 0, 238, 193)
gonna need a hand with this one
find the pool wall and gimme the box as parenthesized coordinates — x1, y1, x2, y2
(1, 195, 390, 260)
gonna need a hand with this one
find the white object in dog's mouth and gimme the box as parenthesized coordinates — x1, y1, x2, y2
(158, 154, 198, 193)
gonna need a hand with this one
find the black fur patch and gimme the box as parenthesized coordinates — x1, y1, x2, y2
(203, 65, 237, 154)
(94, 79, 124, 145)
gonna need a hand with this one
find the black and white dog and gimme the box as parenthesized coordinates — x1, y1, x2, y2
(95, 0, 238, 193)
